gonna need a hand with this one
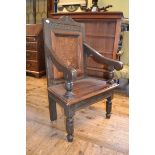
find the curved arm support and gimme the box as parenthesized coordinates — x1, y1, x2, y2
(46, 46, 77, 81)
(46, 46, 77, 98)
(83, 43, 123, 71)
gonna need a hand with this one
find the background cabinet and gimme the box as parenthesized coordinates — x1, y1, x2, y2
(49, 12, 123, 79)
(26, 24, 45, 77)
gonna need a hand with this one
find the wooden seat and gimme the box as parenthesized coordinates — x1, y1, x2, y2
(43, 16, 123, 142)
(48, 77, 118, 105)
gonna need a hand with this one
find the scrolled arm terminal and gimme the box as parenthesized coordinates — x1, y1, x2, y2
(83, 42, 123, 71)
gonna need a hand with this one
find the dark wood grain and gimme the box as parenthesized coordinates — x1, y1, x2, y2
(48, 77, 117, 105)
(66, 113, 74, 142)
(48, 12, 123, 78)
(106, 96, 112, 118)
(26, 51, 38, 60)
(48, 94, 57, 121)
(43, 16, 123, 142)
(26, 24, 45, 77)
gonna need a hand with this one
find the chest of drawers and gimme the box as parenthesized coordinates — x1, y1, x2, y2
(26, 24, 45, 77)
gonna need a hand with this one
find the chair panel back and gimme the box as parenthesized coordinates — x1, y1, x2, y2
(51, 29, 83, 71)
(43, 16, 85, 84)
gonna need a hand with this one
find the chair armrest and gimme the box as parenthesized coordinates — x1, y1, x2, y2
(83, 42, 123, 71)
(46, 47, 76, 98)
(46, 47, 77, 81)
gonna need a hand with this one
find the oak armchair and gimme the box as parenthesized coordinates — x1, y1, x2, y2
(43, 16, 123, 142)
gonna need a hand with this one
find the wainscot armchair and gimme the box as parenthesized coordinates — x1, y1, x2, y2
(43, 16, 123, 142)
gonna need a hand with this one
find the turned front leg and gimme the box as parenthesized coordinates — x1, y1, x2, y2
(65, 110, 74, 142)
(48, 95, 57, 121)
(106, 96, 112, 119)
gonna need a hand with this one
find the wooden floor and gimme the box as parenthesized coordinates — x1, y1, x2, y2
(26, 76, 129, 155)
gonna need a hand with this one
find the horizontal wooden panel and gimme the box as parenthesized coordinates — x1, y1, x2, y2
(26, 37, 37, 42)
(26, 42, 38, 51)
(87, 67, 109, 72)
(86, 68, 110, 79)
(26, 70, 46, 77)
(26, 51, 38, 60)
(85, 21, 116, 36)
(49, 12, 123, 20)
(26, 24, 42, 36)
(86, 54, 112, 70)
(86, 56, 104, 69)
(86, 37, 115, 52)
(102, 53, 113, 58)
(86, 34, 115, 38)
(26, 60, 39, 71)
(86, 69, 103, 78)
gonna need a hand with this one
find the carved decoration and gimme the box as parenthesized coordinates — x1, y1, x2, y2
(66, 115, 74, 142)
(50, 16, 81, 31)
(43, 16, 124, 142)
(47, 16, 84, 82)
(106, 96, 112, 118)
